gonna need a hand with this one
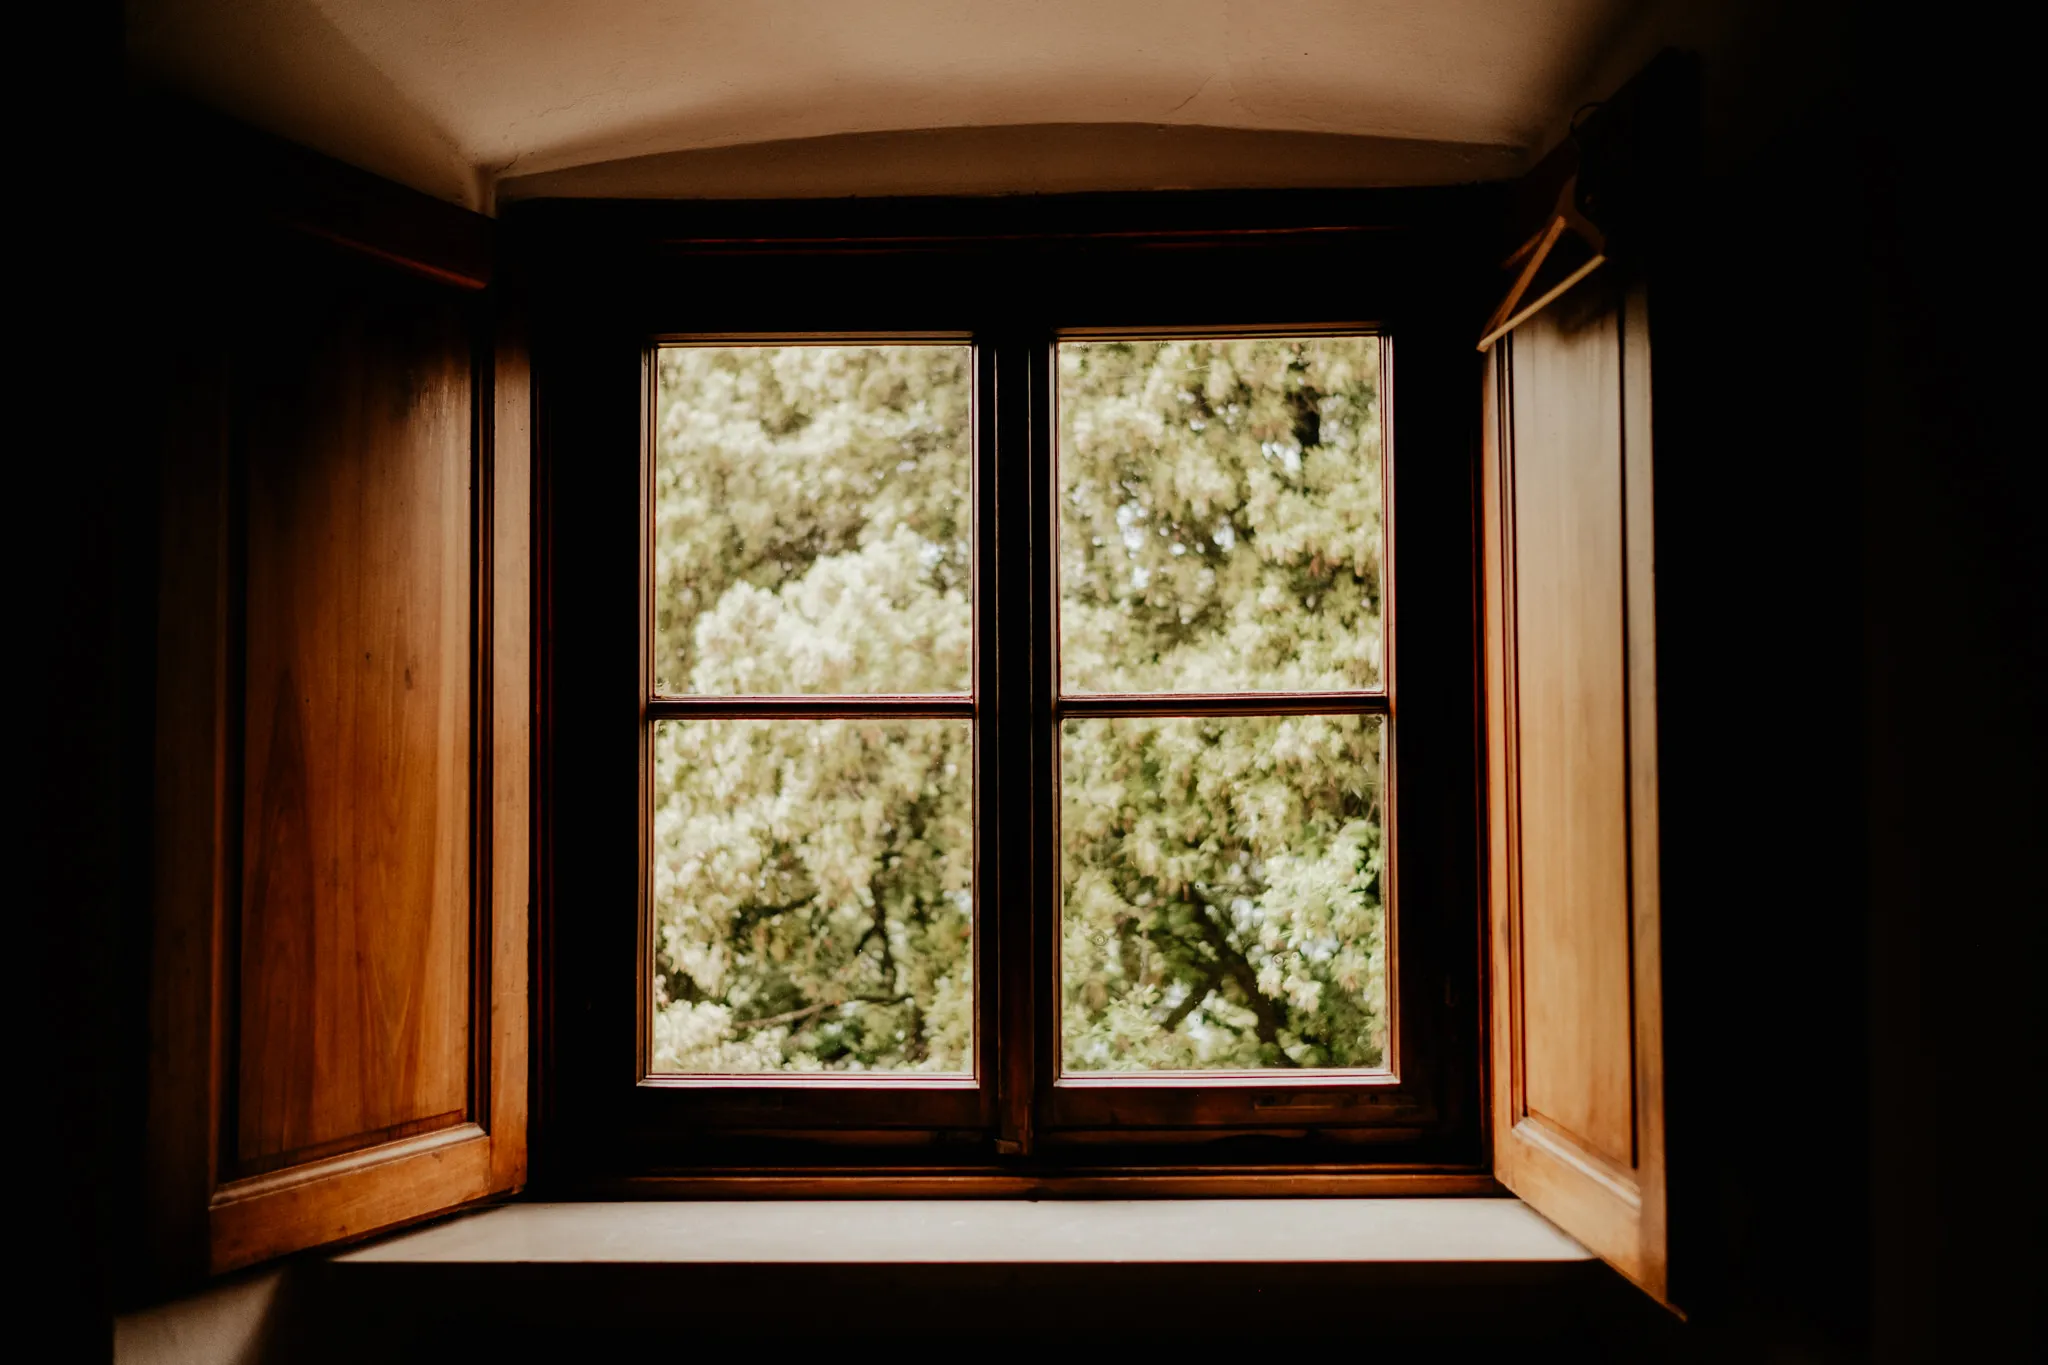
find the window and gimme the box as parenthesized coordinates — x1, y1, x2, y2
(538, 196, 1486, 1185)
(1053, 336, 1388, 1076)
(647, 342, 977, 1079)
(138, 97, 1676, 1293)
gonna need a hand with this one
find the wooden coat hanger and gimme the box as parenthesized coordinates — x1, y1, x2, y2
(1477, 134, 1609, 353)
(1477, 172, 1607, 352)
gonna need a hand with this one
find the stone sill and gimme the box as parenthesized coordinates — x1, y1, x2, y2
(344, 1195, 1588, 1266)
(123, 1199, 1627, 1361)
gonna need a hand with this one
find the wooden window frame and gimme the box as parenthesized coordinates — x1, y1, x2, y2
(1035, 326, 1397, 1139)
(525, 191, 1496, 1192)
(635, 333, 992, 1140)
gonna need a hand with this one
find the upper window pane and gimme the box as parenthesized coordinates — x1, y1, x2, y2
(1057, 337, 1384, 694)
(653, 344, 972, 695)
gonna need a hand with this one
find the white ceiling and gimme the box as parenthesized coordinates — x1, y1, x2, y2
(128, 0, 1652, 212)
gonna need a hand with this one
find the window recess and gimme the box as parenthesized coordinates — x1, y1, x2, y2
(529, 193, 1491, 1186)
(135, 71, 1691, 1320)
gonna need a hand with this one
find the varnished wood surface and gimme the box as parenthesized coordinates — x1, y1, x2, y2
(234, 259, 475, 1171)
(572, 1170, 1503, 1199)
(489, 299, 534, 1195)
(1483, 277, 1668, 1300)
(1619, 283, 1668, 1280)
(143, 110, 529, 1284)
(1055, 690, 1389, 717)
(1507, 294, 1635, 1169)
(210, 1127, 495, 1272)
(645, 693, 973, 717)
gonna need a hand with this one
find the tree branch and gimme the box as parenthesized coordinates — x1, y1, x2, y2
(730, 894, 817, 935)
(1159, 966, 1216, 1034)
(1186, 895, 1298, 1066)
(863, 885, 899, 997)
(732, 994, 912, 1034)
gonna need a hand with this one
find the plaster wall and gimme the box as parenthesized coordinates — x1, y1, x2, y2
(495, 121, 1525, 203)
(129, 0, 1650, 211)
(127, 0, 483, 209)
(114, 1269, 288, 1365)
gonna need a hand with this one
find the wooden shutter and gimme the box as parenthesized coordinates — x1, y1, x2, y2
(1482, 274, 1667, 1299)
(142, 110, 529, 1279)
(1478, 54, 1693, 1304)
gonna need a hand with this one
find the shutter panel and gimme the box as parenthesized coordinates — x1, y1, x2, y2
(1479, 53, 1692, 1305)
(1482, 278, 1667, 1301)
(143, 108, 528, 1280)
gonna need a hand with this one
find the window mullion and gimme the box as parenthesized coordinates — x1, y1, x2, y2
(986, 332, 1050, 1154)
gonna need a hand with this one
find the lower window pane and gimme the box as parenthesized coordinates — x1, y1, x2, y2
(1061, 714, 1388, 1072)
(650, 718, 973, 1075)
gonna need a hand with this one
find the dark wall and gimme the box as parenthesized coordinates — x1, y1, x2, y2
(29, 293, 156, 1365)
(1854, 15, 2040, 1364)
(1654, 49, 1876, 1363)
(31, 13, 149, 1365)
(1641, 6, 2040, 1362)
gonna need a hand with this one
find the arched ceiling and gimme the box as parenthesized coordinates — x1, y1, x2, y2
(129, 0, 1650, 211)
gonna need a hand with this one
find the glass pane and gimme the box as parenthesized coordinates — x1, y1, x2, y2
(1058, 337, 1383, 694)
(651, 718, 973, 1074)
(653, 344, 972, 695)
(1061, 714, 1387, 1072)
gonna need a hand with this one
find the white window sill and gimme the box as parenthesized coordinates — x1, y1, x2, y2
(340, 1196, 1590, 1266)
(121, 1200, 1612, 1363)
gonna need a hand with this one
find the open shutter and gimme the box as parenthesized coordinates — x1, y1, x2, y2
(142, 107, 529, 1280)
(1479, 56, 1692, 1305)
(1482, 278, 1666, 1299)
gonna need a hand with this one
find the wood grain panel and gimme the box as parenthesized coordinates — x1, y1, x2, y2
(487, 302, 533, 1192)
(210, 1127, 494, 1272)
(1485, 277, 1667, 1301)
(234, 259, 475, 1169)
(144, 114, 527, 1287)
(1507, 298, 1634, 1169)
(1619, 284, 1667, 1284)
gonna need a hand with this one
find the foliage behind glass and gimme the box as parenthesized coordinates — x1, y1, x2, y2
(649, 339, 1386, 1074)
